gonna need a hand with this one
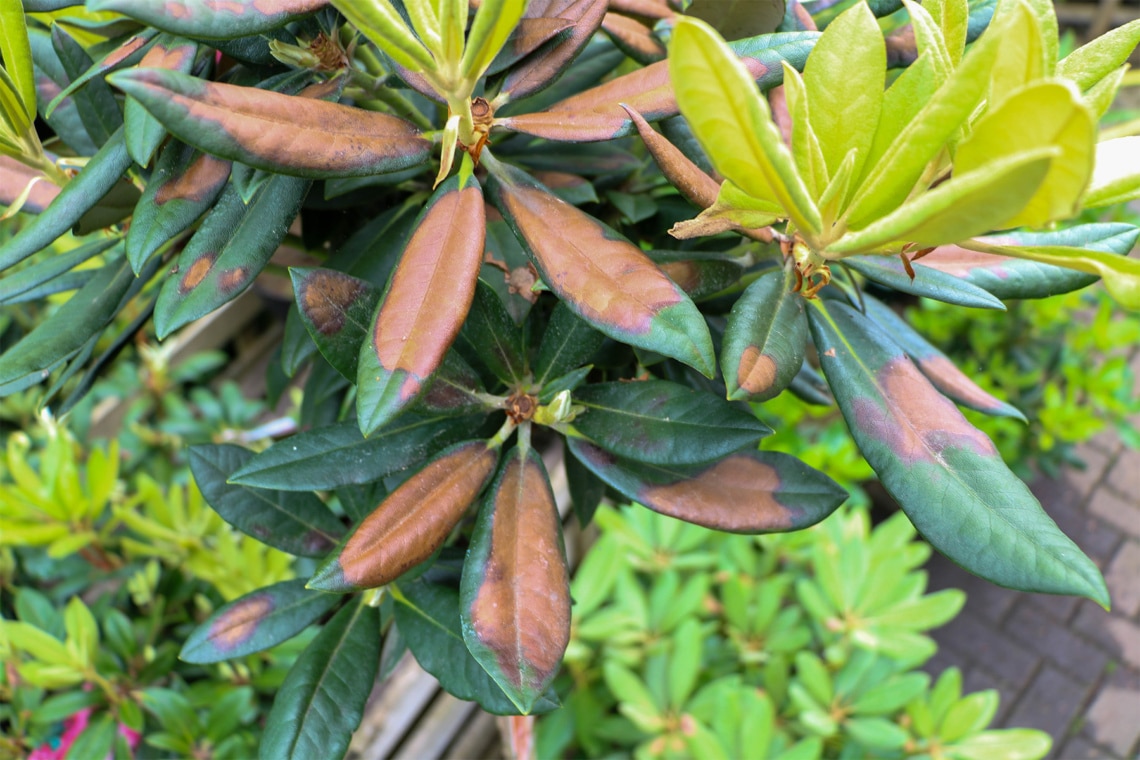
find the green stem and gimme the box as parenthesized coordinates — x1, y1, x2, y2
(486, 417, 517, 449)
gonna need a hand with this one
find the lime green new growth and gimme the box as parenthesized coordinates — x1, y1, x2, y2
(669, 0, 1140, 310)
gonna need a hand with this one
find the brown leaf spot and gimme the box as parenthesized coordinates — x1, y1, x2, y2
(919, 356, 1009, 413)
(207, 594, 274, 650)
(852, 357, 998, 464)
(640, 455, 793, 532)
(470, 455, 570, 691)
(917, 242, 1016, 279)
(737, 347, 778, 395)
(340, 443, 497, 588)
(373, 186, 485, 390)
(823, 348, 836, 357)
(299, 270, 367, 335)
(155, 153, 232, 205)
(501, 185, 680, 333)
(179, 252, 217, 293)
(660, 261, 700, 293)
(104, 35, 150, 67)
(218, 266, 248, 294)
(138, 40, 195, 70)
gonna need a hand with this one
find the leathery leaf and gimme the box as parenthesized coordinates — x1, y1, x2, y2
(357, 167, 485, 436)
(108, 70, 431, 178)
(806, 298, 1108, 605)
(567, 438, 847, 533)
(486, 155, 715, 378)
(87, 0, 327, 40)
(291, 268, 381, 382)
(721, 266, 806, 402)
(308, 441, 499, 592)
(461, 447, 571, 714)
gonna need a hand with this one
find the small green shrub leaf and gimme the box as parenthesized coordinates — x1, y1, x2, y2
(572, 380, 770, 465)
(180, 579, 340, 664)
(568, 439, 847, 533)
(188, 444, 344, 557)
(807, 299, 1109, 605)
(722, 267, 807, 402)
(260, 600, 381, 760)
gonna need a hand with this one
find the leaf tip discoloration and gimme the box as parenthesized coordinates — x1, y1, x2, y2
(207, 593, 274, 650)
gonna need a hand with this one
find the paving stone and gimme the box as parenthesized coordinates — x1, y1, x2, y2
(1004, 602, 1109, 685)
(1005, 666, 1093, 745)
(1085, 431, 1125, 458)
(1027, 593, 1081, 624)
(935, 611, 1041, 688)
(926, 551, 1020, 624)
(1035, 479, 1123, 565)
(1083, 668, 1140, 757)
(920, 647, 963, 683)
(1067, 446, 1115, 499)
(962, 667, 1019, 726)
(1105, 450, 1140, 501)
(1056, 735, 1122, 759)
(1087, 488, 1140, 541)
(1073, 602, 1140, 672)
(1104, 541, 1140, 618)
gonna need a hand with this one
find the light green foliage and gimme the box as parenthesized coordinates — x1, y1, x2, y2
(539, 505, 1050, 760)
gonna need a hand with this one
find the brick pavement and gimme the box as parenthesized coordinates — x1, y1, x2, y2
(922, 405, 1140, 759)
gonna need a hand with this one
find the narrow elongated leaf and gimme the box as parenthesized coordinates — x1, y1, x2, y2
(0, 128, 131, 272)
(331, 0, 436, 72)
(124, 35, 199, 166)
(806, 299, 1108, 605)
(487, 159, 715, 377)
(0, 0, 35, 123)
(670, 18, 820, 237)
(394, 578, 561, 715)
(843, 256, 1006, 310)
(722, 267, 806, 401)
(498, 0, 608, 102)
(188, 444, 344, 557)
(260, 600, 380, 760)
(650, 250, 744, 300)
(51, 26, 123, 146)
(1059, 18, 1140, 91)
(0, 255, 132, 391)
(0, 236, 118, 305)
(88, 0, 326, 39)
(573, 380, 770, 465)
(45, 30, 156, 119)
(456, 278, 528, 385)
(357, 171, 485, 435)
(181, 580, 340, 664)
(308, 441, 499, 592)
(919, 224, 1139, 298)
(860, 295, 1023, 420)
(292, 268, 381, 381)
(463, 0, 529, 80)
(568, 439, 846, 532)
(228, 413, 485, 491)
(461, 447, 570, 714)
(108, 70, 430, 178)
(126, 140, 232, 272)
(155, 171, 311, 338)
(602, 13, 666, 64)
(623, 105, 719, 209)
(486, 18, 576, 78)
(534, 301, 607, 387)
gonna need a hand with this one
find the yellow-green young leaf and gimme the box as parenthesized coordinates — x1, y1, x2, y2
(817, 148, 857, 224)
(861, 54, 939, 184)
(438, 0, 465, 73)
(803, 2, 884, 186)
(63, 597, 98, 668)
(1083, 65, 1127, 120)
(1021, 0, 1058, 74)
(1083, 136, 1140, 208)
(829, 147, 1055, 254)
(331, 0, 437, 73)
(902, 0, 950, 79)
(0, 621, 74, 666)
(923, 0, 968, 65)
(404, 0, 442, 55)
(988, 0, 1044, 107)
(0, 0, 35, 125)
(966, 239, 1140, 311)
(669, 180, 782, 239)
(955, 80, 1094, 228)
(669, 16, 821, 238)
(781, 63, 827, 199)
(1058, 18, 1140, 92)
(0, 65, 33, 146)
(461, 0, 528, 82)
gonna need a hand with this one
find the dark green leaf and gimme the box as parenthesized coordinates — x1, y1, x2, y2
(124, 35, 200, 166)
(534, 301, 607, 387)
(181, 579, 341, 664)
(260, 600, 381, 760)
(65, 713, 117, 760)
(721, 267, 806, 401)
(188, 444, 344, 557)
(0, 236, 119, 305)
(565, 440, 606, 526)
(572, 380, 770, 465)
(292, 268, 381, 381)
(52, 25, 123, 146)
(844, 256, 1006, 310)
(456, 279, 528, 385)
(88, 0, 326, 39)
(649, 250, 745, 301)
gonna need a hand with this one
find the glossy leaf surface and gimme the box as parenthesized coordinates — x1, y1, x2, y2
(308, 442, 498, 592)
(534, 300, 608, 387)
(461, 447, 570, 714)
(188, 444, 344, 558)
(498, 0, 608, 102)
(358, 171, 485, 435)
(488, 160, 715, 377)
(109, 70, 431, 178)
(124, 35, 199, 166)
(572, 380, 770, 465)
(88, 0, 327, 39)
(722, 267, 806, 401)
(292, 268, 381, 381)
(807, 299, 1108, 605)
(860, 295, 1023, 420)
(260, 600, 380, 760)
(180, 579, 340, 664)
(844, 256, 1006, 310)
(456, 279, 528, 385)
(393, 578, 560, 715)
(155, 171, 311, 338)
(228, 413, 485, 491)
(0, 236, 118, 306)
(568, 439, 846, 533)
